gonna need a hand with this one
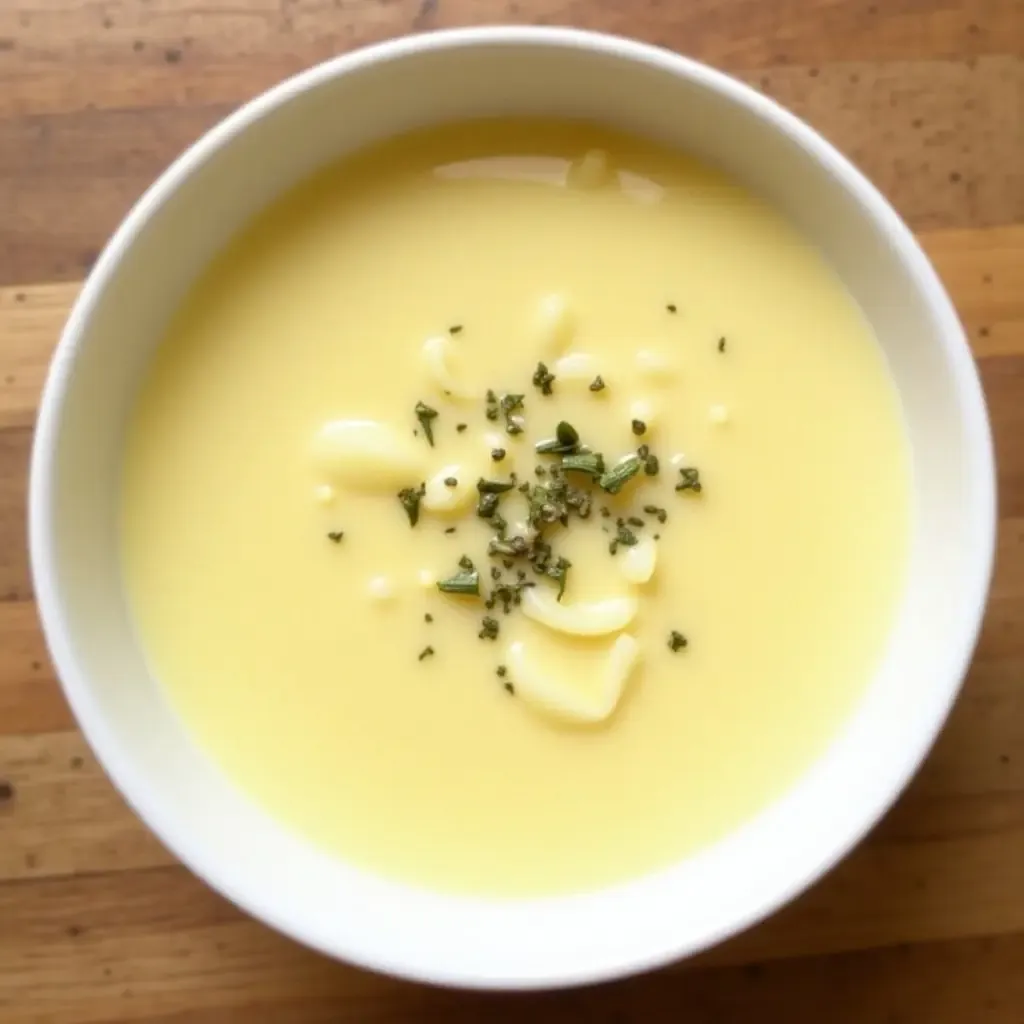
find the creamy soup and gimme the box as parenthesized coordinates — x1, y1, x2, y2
(121, 120, 910, 896)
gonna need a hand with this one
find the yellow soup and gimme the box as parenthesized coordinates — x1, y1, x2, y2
(121, 120, 910, 896)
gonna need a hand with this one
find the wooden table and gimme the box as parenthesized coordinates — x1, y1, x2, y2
(1, 2, 1022, 1020)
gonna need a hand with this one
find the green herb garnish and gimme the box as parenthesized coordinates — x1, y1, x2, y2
(676, 467, 702, 493)
(616, 525, 639, 547)
(668, 630, 688, 652)
(589, 375, 606, 392)
(491, 447, 507, 462)
(477, 492, 500, 518)
(548, 556, 572, 601)
(485, 389, 500, 421)
(631, 419, 647, 436)
(599, 453, 642, 494)
(504, 681, 515, 695)
(397, 484, 425, 527)
(477, 478, 516, 494)
(644, 454, 660, 476)
(449, 324, 463, 335)
(718, 336, 727, 353)
(532, 361, 556, 396)
(326, 531, 344, 543)
(418, 645, 435, 661)
(437, 569, 480, 596)
(444, 476, 458, 488)
(456, 422, 468, 433)
(556, 421, 579, 448)
(561, 452, 605, 477)
(643, 504, 668, 524)
(414, 401, 439, 446)
(500, 393, 526, 435)
(479, 616, 500, 640)
(666, 303, 677, 314)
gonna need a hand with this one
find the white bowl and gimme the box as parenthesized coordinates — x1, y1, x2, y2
(29, 27, 995, 989)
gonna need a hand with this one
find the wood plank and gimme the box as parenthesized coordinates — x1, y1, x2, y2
(0, 856, 1022, 1024)
(0, 55, 1021, 284)
(0, 1, 1019, 121)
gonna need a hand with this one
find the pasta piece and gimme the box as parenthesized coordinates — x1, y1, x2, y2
(521, 588, 637, 636)
(421, 334, 474, 400)
(553, 351, 602, 382)
(566, 148, 613, 190)
(506, 634, 640, 724)
(422, 464, 477, 513)
(620, 536, 657, 584)
(312, 419, 423, 489)
(532, 293, 574, 355)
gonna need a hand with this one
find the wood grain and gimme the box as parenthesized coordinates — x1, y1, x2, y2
(0, 0, 1022, 1021)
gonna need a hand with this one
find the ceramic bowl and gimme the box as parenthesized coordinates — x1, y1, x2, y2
(29, 27, 996, 989)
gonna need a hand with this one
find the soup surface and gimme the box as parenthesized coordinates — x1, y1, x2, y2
(121, 120, 910, 896)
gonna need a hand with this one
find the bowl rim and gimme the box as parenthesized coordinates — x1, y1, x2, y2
(29, 25, 997, 989)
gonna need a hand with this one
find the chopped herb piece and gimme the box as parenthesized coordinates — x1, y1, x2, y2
(490, 566, 502, 581)
(534, 464, 547, 477)
(609, 538, 620, 555)
(500, 394, 525, 435)
(637, 444, 650, 460)
(414, 401, 439, 446)
(504, 680, 516, 695)
(479, 616, 500, 640)
(491, 447, 506, 462)
(445, 526, 457, 535)
(485, 389, 500, 421)
(666, 303, 678, 313)
(397, 484, 425, 527)
(589, 375, 606, 392)
(644, 454, 660, 476)
(496, 665, 507, 677)
(477, 492, 500, 518)
(532, 361, 556, 395)
(676, 467, 703, 493)
(627, 516, 645, 528)
(616, 525, 639, 547)
(599, 453, 642, 494)
(456, 422, 468, 433)
(444, 476, 458, 488)
(489, 536, 530, 558)
(492, 514, 508, 537)
(326, 531, 344, 543)
(459, 555, 475, 571)
(436, 569, 480, 596)
(600, 506, 611, 518)
(477, 478, 516, 494)
(418, 645, 435, 661)
(718, 336, 727, 353)
(643, 504, 668, 524)
(556, 421, 580, 448)
(668, 630, 688, 652)
(535, 437, 575, 455)
(547, 556, 572, 601)
(424, 613, 434, 623)
(631, 419, 647, 436)
(449, 324, 464, 335)
(561, 452, 605, 477)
